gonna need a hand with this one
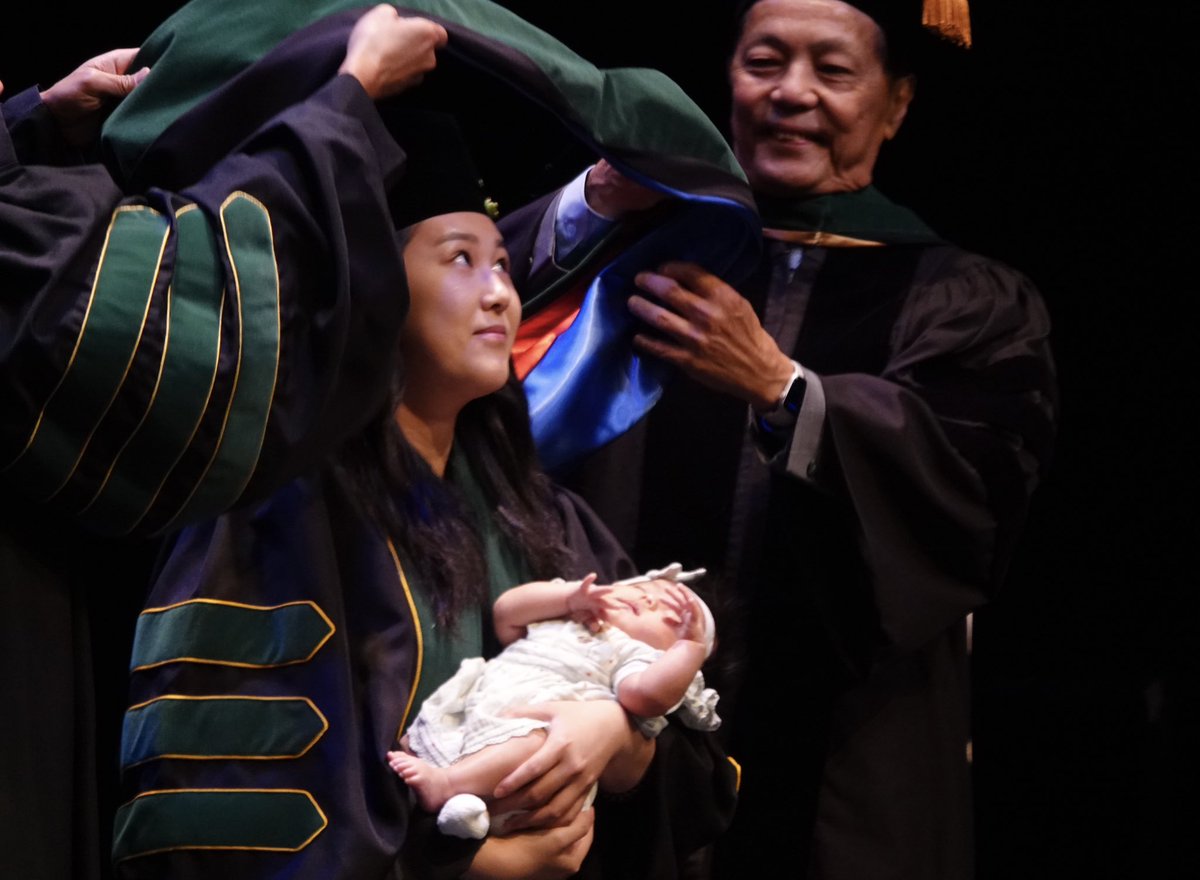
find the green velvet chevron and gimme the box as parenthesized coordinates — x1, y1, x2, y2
(131, 600, 334, 671)
(112, 789, 327, 860)
(122, 696, 328, 766)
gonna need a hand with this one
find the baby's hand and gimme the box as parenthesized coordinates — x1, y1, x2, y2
(565, 574, 615, 632)
(655, 581, 706, 645)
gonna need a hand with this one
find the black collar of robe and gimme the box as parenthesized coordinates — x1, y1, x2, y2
(757, 186, 945, 246)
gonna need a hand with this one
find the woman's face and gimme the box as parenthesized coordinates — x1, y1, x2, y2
(401, 212, 520, 412)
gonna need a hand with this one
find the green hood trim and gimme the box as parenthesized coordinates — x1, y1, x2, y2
(757, 186, 943, 245)
(103, 0, 746, 198)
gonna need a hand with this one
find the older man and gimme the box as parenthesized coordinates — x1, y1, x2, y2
(522, 1, 1056, 877)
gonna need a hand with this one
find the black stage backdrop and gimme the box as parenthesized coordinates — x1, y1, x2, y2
(3, 2, 1195, 877)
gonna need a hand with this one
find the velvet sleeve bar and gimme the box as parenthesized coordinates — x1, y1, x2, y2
(1, 75, 407, 535)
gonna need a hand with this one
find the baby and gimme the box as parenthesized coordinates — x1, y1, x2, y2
(387, 564, 718, 838)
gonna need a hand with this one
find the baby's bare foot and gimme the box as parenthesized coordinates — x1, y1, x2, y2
(387, 750, 453, 812)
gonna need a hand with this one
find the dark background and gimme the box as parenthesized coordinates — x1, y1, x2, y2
(3, 1, 1194, 876)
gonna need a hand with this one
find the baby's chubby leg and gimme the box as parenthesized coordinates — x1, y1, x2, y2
(388, 730, 546, 813)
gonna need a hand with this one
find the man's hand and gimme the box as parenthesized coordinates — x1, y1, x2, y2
(584, 158, 665, 220)
(339, 5, 448, 99)
(630, 261, 795, 410)
(40, 49, 149, 146)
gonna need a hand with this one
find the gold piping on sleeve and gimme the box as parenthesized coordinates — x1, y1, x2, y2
(131, 599, 336, 673)
(113, 787, 327, 860)
(82, 200, 204, 518)
(156, 192, 255, 532)
(386, 539, 423, 736)
(123, 204, 225, 534)
(2, 205, 162, 474)
(43, 215, 170, 500)
(220, 191, 282, 506)
(76, 281, 173, 515)
(122, 694, 330, 766)
(727, 755, 742, 792)
(126, 319, 223, 526)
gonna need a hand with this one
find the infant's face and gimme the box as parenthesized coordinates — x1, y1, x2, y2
(604, 582, 686, 650)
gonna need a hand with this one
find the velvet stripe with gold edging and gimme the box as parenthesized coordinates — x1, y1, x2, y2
(130, 599, 334, 671)
(163, 193, 280, 530)
(121, 696, 329, 766)
(112, 789, 327, 860)
(2, 206, 168, 499)
(387, 539, 424, 737)
(78, 204, 225, 532)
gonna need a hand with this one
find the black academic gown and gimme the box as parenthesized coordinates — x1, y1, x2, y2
(507, 195, 1056, 880)
(113, 453, 737, 880)
(1, 77, 409, 880)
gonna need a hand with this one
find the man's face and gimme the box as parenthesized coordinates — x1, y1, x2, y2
(729, 0, 913, 197)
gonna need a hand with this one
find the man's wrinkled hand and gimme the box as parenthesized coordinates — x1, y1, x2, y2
(40, 48, 149, 146)
(584, 158, 665, 220)
(630, 261, 794, 410)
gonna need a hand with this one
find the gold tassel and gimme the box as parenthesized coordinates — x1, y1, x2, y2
(922, 0, 972, 48)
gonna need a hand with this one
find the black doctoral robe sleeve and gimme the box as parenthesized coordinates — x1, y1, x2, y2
(791, 248, 1057, 665)
(2, 87, 85, 166)
(1, 74, 408, 535)
(499, 189, 568, 300)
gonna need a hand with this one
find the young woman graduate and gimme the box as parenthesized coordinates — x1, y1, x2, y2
(104, 3, 760, 877)
(113, 113, 736, 879)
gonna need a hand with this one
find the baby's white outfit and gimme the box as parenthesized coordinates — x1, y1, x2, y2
(405, 619, 720, 838)
(408, 619, 719, 766)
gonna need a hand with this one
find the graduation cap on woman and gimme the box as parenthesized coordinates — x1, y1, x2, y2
(101, 0, 761, 474)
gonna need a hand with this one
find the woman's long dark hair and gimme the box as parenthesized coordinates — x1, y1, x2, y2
(332, 366, 572, 630)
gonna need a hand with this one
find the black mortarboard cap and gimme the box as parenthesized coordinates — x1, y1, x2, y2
(384, 109, 492, 230)
(848, 0, 970, 48)
(736, 0, 971, 73)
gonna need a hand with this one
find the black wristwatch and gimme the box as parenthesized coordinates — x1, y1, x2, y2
(751, 360, 807, 453)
